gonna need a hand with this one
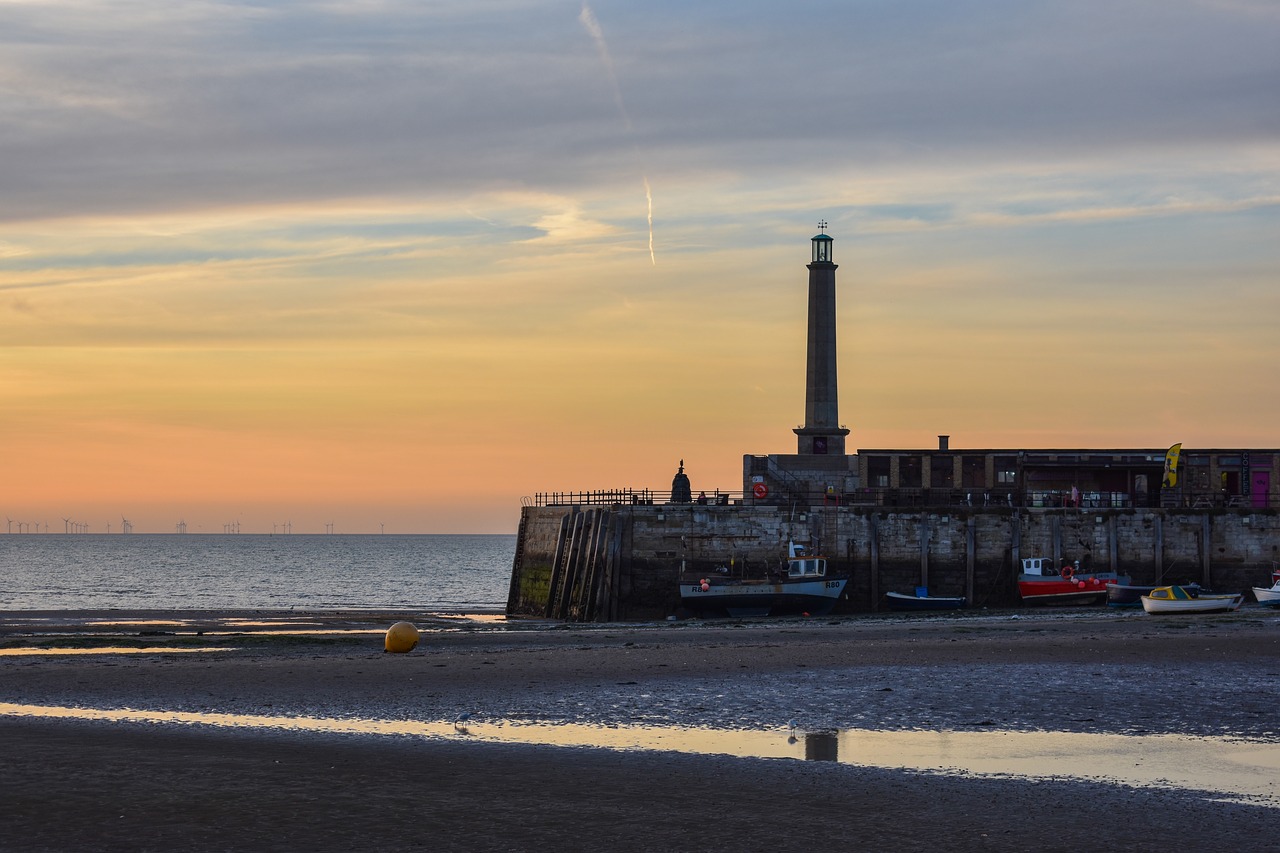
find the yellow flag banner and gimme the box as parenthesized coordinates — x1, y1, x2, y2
(1162, 443, 1182, 488)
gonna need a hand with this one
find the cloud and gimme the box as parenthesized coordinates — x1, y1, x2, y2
(524, 202, 618, 244)
(1, 0, 1275, 227)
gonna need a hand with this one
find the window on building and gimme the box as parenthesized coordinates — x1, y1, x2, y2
(962, 456, 985, 488)
(1187, 459, 1211, 493)
(867, 457, 890, 488)
(995, 456, 1017, 485)
(931, 455, 954, 488)
(899, 456, 922, 488)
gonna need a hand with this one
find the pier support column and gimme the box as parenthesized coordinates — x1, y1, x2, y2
(920, 514, 930, 589)
(1154, 514, 1164, 583)
(869, 514, 881, 610)
(544, 511, 575, 618)
(1011, 514, 1021, 571)
(1201, 514, 1212, 588)
(1109, 515, 1119, 573)
(966, 516, 976, 603)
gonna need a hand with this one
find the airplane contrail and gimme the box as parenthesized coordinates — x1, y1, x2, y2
(644, 176, 653, 266)
(579, 4, 629, 129)
(580, 3, 655, 265)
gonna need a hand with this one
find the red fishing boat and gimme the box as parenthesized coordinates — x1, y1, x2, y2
(1018, 557, 1129, 605)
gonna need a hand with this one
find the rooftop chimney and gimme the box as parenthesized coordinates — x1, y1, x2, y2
(938, 435, 950, 451)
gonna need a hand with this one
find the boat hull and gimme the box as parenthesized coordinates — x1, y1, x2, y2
(884, 591, 966, 611)
(1141, 593, 1243, 614)
(1252, 585, 1280, 607)
(680, 578, 847, 617)
(1018, 573, 1124, 605)
(1107, 582, 1203, 608)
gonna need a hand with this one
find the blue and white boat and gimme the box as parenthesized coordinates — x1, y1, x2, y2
(885, 589, 966, 612)
(680, 543, 847, 617)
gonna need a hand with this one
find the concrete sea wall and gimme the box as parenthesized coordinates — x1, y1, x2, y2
(506, 504, 1280, 620)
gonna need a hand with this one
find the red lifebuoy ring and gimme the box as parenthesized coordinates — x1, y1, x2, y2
(1060, 566, 1074, 580)
(752, 482, 768, 499)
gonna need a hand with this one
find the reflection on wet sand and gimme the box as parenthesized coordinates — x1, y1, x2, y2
(1, 702, 1276, 807)
(1, 611, 508, 637)
(437, 613, 509, 623)
(803, 730, 839, 762)
(0, 648, 233, 657)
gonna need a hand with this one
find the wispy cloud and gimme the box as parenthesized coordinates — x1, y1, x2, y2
(579, 2, 655, 264)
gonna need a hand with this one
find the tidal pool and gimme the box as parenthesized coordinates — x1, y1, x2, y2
(0, 648, 232, 656)
(1, 701, 1276, 807)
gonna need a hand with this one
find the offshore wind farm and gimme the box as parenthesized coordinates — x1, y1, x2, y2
(0, 533, 515, 612)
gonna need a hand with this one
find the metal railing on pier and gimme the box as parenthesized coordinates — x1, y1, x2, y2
(526, 486, 1272, 511)
(533, 489, 742, 507)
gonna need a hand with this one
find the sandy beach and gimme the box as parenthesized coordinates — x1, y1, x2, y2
(3, 607, 1279, 851)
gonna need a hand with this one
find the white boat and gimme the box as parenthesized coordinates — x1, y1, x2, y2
(1252, 581, 1280, 607)
(680, 542, 847, 617)
(1141, 585, 1244, 614)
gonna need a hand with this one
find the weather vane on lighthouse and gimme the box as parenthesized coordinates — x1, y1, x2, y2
(817, 219, 828, 234)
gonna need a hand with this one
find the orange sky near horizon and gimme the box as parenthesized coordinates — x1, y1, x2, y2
(6, 196, 1277, 534)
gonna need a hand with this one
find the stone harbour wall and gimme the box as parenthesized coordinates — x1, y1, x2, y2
(506, 504, 1280, 620)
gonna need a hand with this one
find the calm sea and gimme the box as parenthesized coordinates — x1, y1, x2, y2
(0, 534, 515, 612)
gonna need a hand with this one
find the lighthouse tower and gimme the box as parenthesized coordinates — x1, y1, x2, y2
(794, 223, 850, 456)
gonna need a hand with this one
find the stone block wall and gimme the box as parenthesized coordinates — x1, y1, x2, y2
(507, 504, 1280, 620)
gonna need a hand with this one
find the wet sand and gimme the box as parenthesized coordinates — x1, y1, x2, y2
(3, 607, 1279, 851)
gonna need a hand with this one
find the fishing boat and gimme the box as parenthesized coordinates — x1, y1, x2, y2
(1141, 585, 1244, 614)
(885, 588, 966, 612)
(1018, 557, 1129, 605)
(679, 542, 848, 617)
(1252, 581, 1280, 607)
(1107, 582, 1204, 608)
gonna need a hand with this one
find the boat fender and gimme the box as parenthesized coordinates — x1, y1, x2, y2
(1060, 566, 1075, 580)
(700, 580, 710, 592)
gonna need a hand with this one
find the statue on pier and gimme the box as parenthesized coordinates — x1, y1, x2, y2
(671, 459, 692, 503)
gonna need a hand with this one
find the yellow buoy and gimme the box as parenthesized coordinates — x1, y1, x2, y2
(384, 621, 419, 653)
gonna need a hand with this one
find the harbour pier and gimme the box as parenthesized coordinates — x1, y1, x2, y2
(506, 229, 1277, 621)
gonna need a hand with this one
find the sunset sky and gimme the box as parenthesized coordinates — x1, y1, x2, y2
(3, 1, 1278, 533)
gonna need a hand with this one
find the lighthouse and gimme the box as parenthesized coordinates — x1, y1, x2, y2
(794, 223, 850, 456)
